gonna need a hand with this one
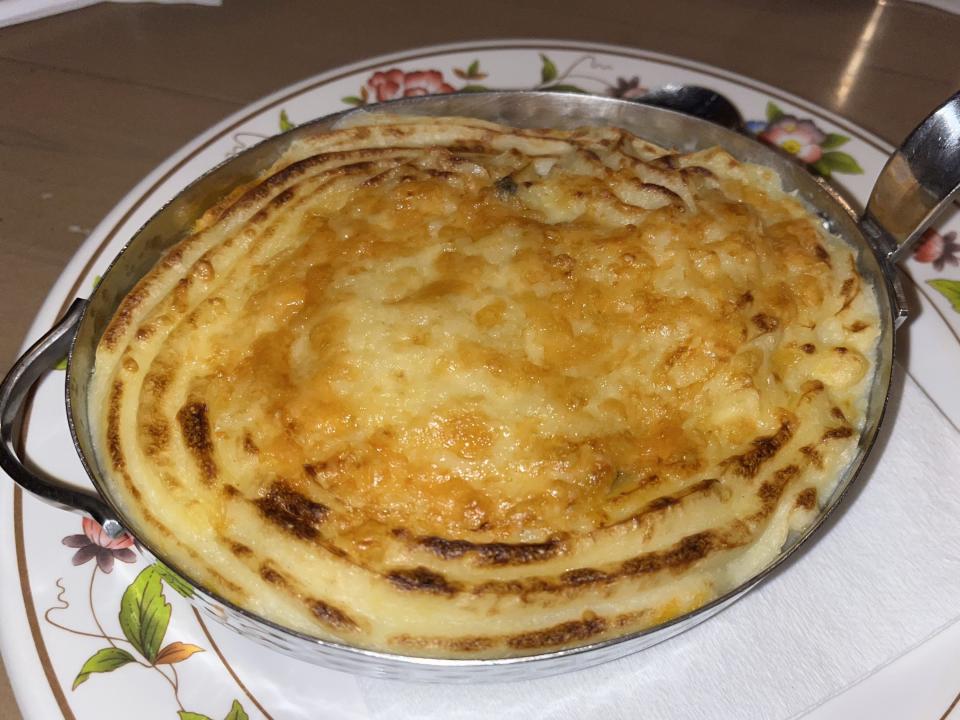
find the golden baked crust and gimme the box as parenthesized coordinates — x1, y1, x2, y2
(91, 115, 879, 658)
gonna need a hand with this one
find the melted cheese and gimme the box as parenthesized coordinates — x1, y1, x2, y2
(90, 116, 880, 658)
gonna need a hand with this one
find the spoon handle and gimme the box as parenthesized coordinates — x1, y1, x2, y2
(862, 91, 960, 263)
(634, 85, 744, 132)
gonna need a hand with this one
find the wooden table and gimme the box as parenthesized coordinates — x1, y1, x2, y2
(2, 0, 959, 716)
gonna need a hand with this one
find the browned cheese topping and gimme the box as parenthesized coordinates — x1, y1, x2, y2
(91, 115, 880, 658)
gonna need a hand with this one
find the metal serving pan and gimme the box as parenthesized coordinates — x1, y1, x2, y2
(2, 90, 959, 682)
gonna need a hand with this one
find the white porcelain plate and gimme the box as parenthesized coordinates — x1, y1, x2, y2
(3, 40, 960, 720)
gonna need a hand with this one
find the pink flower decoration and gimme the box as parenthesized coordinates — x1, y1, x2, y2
(759, 116, 828, 164)
(913, 227, 960, 271)
(608, 77, 648, 100)
(366, 68, 455, 102)
(62, 518, 137, 573)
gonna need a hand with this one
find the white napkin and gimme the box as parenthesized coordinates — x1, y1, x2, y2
(359, 366, 960, 720)
(0, 0, 220, 28)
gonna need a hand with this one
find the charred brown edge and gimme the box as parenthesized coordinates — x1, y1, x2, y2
(141, 419, 170, 456)
(230, 542, 252, 557)
(259, 563, 287, 587)
(507, 616, 608, 650)
(142, 367, 170, 399)
(799, 444, 824, 469)
(138, 364, 174, 458)
(308, 598, 359, 632)
(723, 420, 795, 478)
(416, 535, 563, 566)
(106, 379, 126, 473)
(388, 634, 495, 653)
(561, 567, 610, 586)
(386, 566, 460, 595)
(218, 146, 414, 225)
(219, 531, 359, 631)
(619, 531, 720, 577)
(471, 529, 729, 597)
(795, 487, 818, 510)
(823, 426, 853, 440)
(603, 477, 721, 530)
(101, 283, 152, 350)
(757, 465, 800, 507)
(254, 480, 330, 541)
(838, 271, 861, 314)
(389, 609, 660, 654)
(176, 401, 218, 483)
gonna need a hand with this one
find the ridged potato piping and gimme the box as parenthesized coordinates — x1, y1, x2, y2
(91, 115, 880, 658)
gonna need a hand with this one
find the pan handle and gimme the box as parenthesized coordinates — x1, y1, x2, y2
(862, 91, 960, 263)
(0, 299, 122, 536)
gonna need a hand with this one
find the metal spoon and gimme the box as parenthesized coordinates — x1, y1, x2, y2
(634, 84, 745, 132)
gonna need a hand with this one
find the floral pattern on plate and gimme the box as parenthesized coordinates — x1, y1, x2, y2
(912, 227, 960, 314)
(334, 55, 866, 181)
(46, 519, 250, 720)
(745, 101, 863, 177)
(340, 53, 652, 105)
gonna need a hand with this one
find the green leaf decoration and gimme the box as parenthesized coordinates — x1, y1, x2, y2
(72, 647, 135, 690)
(540, 53, 558, 84)
(459, 84, 490, 93)
(766, 101, 785, 122)
(810, 158, 832, 178)
(224, 700, 250, 720)
(279, 110, 294, 132)
(178, 700, 247, 720)
(467, 59, 480, 77)
(341, 95, 365, 106)
(928, 279, 960, 312)
(546, 84, 587, 94)
(119, 566, 171, 663)
(818, 151, 864, 174)
(821, 132, 850, 149)
(155, 562, 194, 598)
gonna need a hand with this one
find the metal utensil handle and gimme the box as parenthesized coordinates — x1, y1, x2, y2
(633, 85, 744, 132)
(0, 298, 120, 532)
(862, 91, 960, 263)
